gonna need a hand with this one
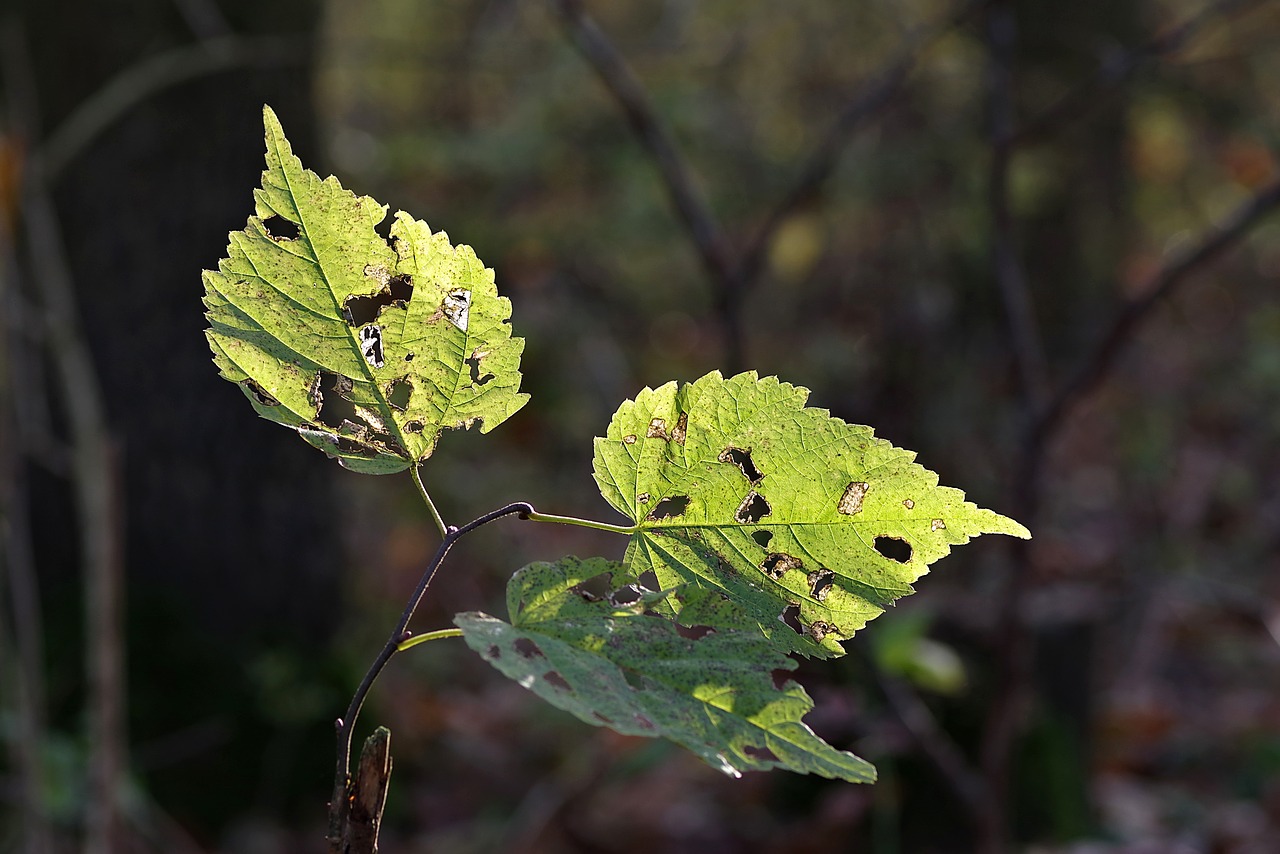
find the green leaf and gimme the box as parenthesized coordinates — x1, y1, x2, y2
(203, 106, 528, 473)
(593, 371, 1030, 658)
(454, 557, 876, 782)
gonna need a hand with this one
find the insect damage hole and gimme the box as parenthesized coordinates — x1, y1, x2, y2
(807, 569, 834, 602)
(261, 215, 299, 241)
(778, 603, 804, 634)
(441, 289, 471, 331)
(874, 536, 912, 563)
(242, 379, 279, 407)
(838, 481, 869, 515)
(358, 325, 385, 368)
(466, 350, 494, 386)
(386, 377, 412, 411)
(646, 494, 690, 521)
(313, 371, 358, 430)
(761, 552, 803, 581)
(343, 274, 413, 326)
(734, 491, 771, 524)
(751, 529, 773, 548)
(718, 447, 764, 484)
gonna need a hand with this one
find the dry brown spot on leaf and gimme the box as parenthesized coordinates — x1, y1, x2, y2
(838, 481, 870, 515)
(761, 552, 804, 580)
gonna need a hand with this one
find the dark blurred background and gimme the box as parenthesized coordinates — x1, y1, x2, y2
(3, 0, 1280, 852)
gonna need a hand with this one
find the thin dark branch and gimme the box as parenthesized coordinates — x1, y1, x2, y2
(2, 19, 128, 854)
(737, 0, 988, 292)
(986, 0, 1049, 409)
(1010, 0, 1258, 147)
(875, 666, 987, 818)
(547, 0, 744, 367)
(327, 502, 534, 853)
(171, 0, 232, 40)
(1033, 173, 1280, 449)
(39, 34, 305, 183)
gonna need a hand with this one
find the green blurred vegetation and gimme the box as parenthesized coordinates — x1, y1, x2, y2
(4, 0, 1280, 851)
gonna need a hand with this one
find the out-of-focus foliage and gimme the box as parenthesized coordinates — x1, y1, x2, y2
(7, 0, 1280, 851)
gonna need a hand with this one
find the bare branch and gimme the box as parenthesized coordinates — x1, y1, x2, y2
(986, 0, 1049, 409)
(737, 0, 989, 292)
(2, 20, 128, 854)
(546, 0, 744, 365)
(1033, 174, 1280, 448)
(874, 664, 987, 818)
(1011, 0, 1258, 147)
(39, 34, 305, 183)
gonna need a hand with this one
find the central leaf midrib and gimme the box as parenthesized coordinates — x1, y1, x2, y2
(271, 128, 406, 458)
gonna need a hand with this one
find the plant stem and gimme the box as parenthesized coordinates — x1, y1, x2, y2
(327, 501, 532, 849)
(396, 627, 463, 651)
(410, 463, 448, 539)
(521, 509, 637, 535)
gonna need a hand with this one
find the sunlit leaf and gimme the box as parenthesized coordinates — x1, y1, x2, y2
(455, 557, 876, 782)
(593, 371, 1029, 657)
(203, 106, 527, 473)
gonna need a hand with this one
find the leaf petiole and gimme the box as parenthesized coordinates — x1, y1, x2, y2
(520, 510, 637, 536)
(411, 463, 448, 539)
(396, 628, 464, 651)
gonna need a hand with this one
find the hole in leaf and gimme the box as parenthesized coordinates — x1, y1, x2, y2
(543, 671, 571, 691)
(404, 420, 424, 433)
(572, 574, 612, 602)
(751, 529, 773, 548)
(358, 325, 385, 368)
(743, 745, 779, 763)
(807, 569, 835, 602)
(335, 437, 377, 457)
(734, 491, 771, 524)
(638, 570, 660, 590)
(440, 289, 471, 331)
(761, 552, 803, 580)
(514, 638, 543, 659)
(466, 350, 494, 386)
(404, 352, 415, 362)
(313, 372, 357, 429)
(779, 603, 803, 634)
(874, 536, 912, 563)
(675, 624, 715, 640)
(242, 379, 279, 407)
(343, 275, 413, 327)
(637, 492, 651, 504)
(646, 495, 690, 521)
(372, 214, 393, 246)
(608, 584, 646, 606)
(838, 481, 869, 515)
(931, 518, 947, 531)
(486, 645, 500, 660)
(262, 215, 299, 241)
(386, 377, 412, 411)
(718, 447, 764, 484)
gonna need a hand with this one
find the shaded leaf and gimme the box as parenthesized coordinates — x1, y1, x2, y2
(203, 106, 527, 473)
(593, 371, 1029, 657)
(455, 557, 876, 782)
